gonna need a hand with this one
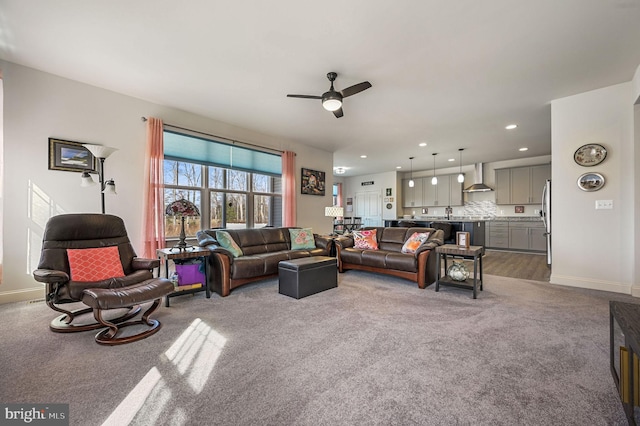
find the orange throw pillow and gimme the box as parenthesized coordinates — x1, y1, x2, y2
(353, 229, 378, 250)
(401, 232, 430, 254)
(67, 246, 125, 282)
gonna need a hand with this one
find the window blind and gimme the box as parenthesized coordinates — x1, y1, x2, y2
(164, 130, 282, 176)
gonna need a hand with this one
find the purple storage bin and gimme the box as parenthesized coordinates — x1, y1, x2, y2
(175, 263, 205, 286)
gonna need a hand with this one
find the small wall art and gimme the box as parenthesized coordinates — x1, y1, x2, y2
(514, 205, 525, 213)
(48, 138, 96, 173)
(301, 167, 325, 196)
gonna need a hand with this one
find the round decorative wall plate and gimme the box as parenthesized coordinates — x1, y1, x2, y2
(574, 143, 607, 167)
(577, 172, 605, 192)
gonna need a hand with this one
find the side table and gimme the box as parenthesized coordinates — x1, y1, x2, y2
(435, 244, 484, 299)
(157, 246, 212, 306)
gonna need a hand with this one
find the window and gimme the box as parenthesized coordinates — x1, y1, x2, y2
(163, 130, 282, 238)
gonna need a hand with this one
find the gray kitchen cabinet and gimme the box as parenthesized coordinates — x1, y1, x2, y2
(495, 169, 511, 205)
(402, 178, 424, 207)
(529, 223, 547, 251)
(529, 164, 550, 204)
(510, 167, 531, 205)
(508, 225, 530, 250)
(507, 221, 546, 252)
(487, 221, 509, 248)
(423, 177, 437, 206)
(449, 176, 463, 206)
(495, 164, 550, 205)
(422, 174, 463, 206)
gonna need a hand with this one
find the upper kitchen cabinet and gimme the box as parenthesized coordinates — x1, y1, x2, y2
(402, 178, 424, 207)
(422, 174, 463, 206)
(495, 164, 550, 205)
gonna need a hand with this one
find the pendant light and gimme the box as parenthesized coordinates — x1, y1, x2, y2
(431, 153, 438, 185)
(457, 148, 465, 183)
(408, 157, 415, 188)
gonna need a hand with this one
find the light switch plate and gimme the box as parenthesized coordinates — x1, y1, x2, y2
(595, 200, 613, 209)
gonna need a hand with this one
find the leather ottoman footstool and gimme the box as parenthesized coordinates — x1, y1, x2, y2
(278, 256, 337, 299)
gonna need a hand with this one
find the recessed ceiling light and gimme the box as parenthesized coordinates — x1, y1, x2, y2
(519, 147, 528, 151)
(448, 158, 455, 162)
(419, 143, 427, 147)
(360, 155, 367, 159)
(505, 124, 518, 130)
(396, 166, 402, 169)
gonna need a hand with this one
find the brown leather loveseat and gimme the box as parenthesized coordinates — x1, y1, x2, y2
(197, 227, 333, 297)
(335, 227, 444, 289)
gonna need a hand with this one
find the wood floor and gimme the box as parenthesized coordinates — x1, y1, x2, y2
(445, 250, 550, 282)
(481, 250, 550, 282)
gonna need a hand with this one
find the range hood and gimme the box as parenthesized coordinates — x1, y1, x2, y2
(463, 163, 493, 192)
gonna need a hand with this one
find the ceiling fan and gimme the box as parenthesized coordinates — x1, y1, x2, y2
(287, 72, 372, 118)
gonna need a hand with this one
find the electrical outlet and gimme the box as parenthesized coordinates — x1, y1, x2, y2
(595, 200, 613, 210)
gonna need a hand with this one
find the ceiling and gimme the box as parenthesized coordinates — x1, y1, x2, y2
(2, 1, 640, 177)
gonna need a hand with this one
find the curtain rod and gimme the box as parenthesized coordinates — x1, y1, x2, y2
(141, 116, 287, 155)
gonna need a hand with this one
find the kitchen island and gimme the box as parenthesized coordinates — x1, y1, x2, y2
(384, 219, 485, 246)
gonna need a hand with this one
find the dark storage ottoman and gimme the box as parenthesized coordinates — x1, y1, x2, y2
(278, 256, 337, 299)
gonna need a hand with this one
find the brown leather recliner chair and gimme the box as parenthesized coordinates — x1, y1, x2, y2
(33, 214, 173, 341)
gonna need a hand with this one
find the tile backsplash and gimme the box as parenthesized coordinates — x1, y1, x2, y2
(463, 201, 497, 218)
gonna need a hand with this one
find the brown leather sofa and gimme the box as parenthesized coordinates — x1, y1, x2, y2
(197, 227, 333, 297)
(334, 227, 444, 289)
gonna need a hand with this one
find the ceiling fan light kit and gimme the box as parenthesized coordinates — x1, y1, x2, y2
(288, 72, 371, 118)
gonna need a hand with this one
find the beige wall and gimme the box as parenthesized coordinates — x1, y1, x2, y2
(0, 60, 333, 303)
(551, 81, 636, 294)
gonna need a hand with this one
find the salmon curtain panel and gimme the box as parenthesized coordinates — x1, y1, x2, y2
(141, 117, 166, 258)
(282, 151, 296, 227)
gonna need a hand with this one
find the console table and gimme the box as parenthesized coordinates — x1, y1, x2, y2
(610, 301, 640, 425)
(435, 244, 484, 299)
(157, 246, 211, 306)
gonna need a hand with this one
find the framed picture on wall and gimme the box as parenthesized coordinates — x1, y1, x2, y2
(301, 167, 326, 196)
(48, 138, 96, 173)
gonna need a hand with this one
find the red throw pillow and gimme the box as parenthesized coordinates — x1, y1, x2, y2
(67, 246, 125, 282)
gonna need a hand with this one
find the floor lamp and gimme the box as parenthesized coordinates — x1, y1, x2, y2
(80, 144, 118, 214)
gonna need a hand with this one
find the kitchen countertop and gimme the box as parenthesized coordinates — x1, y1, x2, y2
(397, 216, 543, 222)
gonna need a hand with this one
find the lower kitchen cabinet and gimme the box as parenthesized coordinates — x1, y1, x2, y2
(508, 221, 546, 252)
(487, 220, 546, 253)
(487, 221, 509, 248)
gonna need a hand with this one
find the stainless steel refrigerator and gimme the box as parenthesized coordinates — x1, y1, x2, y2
(541, 179, 551, 265)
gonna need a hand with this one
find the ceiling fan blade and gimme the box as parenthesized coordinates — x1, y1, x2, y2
(287, 94, 322, 99)
(333, 108, 344, 118)
(340, 81, 372, 98)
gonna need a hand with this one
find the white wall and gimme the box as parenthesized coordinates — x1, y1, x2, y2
(342, 171, 398, 224)
(0, 60, 333, 303)
(551, 81, 635, 294)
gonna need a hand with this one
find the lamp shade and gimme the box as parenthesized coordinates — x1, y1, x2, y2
(83, 144, 118, 159)
(80, 172, 97, 187)
(166, 199, 201, 217)
(102, 179, 117, 195)
(324, 206, 344, 217)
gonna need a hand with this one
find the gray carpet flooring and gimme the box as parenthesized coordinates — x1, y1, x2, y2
(0, 271, 636, 426)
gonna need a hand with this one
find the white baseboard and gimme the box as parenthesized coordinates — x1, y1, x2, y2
(550, 274, 633, 295)
(0, 287, 46, 304)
